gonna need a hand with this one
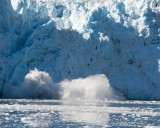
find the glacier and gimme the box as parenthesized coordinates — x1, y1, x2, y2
(0, 0, 160, 100)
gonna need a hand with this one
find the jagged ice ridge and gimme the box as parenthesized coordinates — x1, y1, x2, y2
(0, 0, 160, 100)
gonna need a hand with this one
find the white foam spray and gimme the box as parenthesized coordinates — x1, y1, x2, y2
(16, 68, 124, 100)
(60, 74, 123, 100)
(18, 68, 60, 99)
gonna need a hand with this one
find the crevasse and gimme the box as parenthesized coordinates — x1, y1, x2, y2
(0, 0, 160, 100)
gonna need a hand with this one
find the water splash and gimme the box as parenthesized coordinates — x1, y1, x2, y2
(15, 68, 124, 100)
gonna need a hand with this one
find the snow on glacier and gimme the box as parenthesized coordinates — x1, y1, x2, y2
(0, 0, 160, 100)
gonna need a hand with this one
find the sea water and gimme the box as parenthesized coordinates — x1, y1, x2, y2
(0, 99, 160, 128)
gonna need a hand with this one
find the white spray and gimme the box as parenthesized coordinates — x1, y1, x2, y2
(16, 68, 124, 100)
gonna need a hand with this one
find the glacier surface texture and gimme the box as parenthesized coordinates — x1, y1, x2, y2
(0, 0, 160, 100)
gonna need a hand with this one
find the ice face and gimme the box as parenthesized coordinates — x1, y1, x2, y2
(0, 0, 160, 100)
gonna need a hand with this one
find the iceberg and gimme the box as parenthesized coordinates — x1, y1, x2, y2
(0, 0, 160, 100)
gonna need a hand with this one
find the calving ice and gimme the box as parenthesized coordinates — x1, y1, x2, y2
(0, 0, 160, 100)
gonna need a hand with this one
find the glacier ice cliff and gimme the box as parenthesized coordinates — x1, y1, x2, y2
(0, 0, 160, 100)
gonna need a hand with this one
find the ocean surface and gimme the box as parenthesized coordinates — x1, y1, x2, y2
(0, 99, 160, 128)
